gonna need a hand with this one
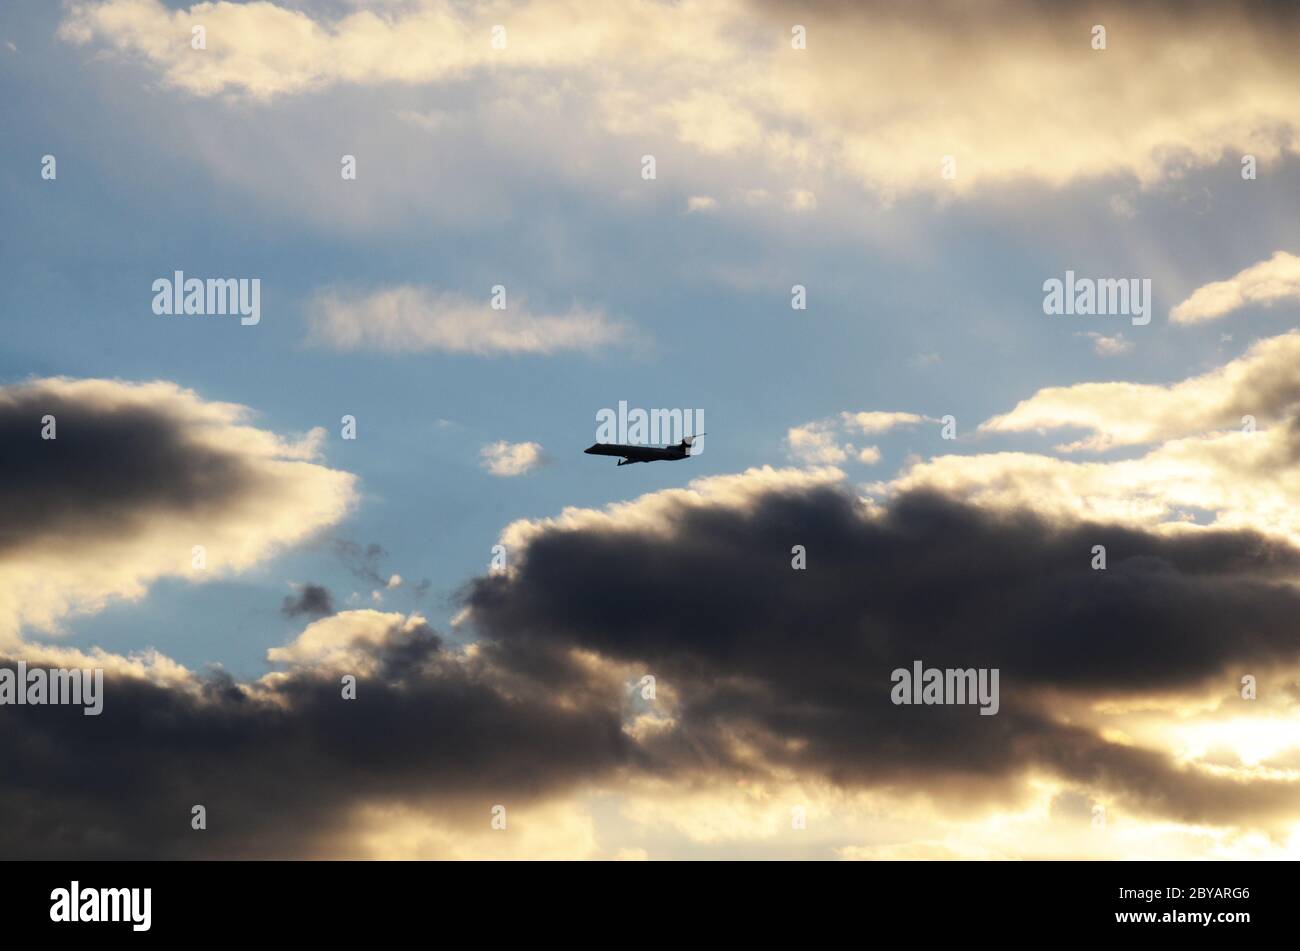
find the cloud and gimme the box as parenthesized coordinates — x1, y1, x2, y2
(1171, 251, 1300, 324)
(57, 0, 1300, 201)
(480, 441, 546, 477)
(0, 378, 356, 645)
(890, 424, 1300, 547)
(11, 363, 1300, 858)
(10, 470, 1299, 859)
(452, 329, 1300, 847)
(980, 331, 1300, 451)
(11, 328, 1300, 854)
(886, 329, 1300, 554)
(839, 411, 929, 435)
(472, 474, 1300, 700)
(305, 286, 630, 356)
(267, 609, 431, 674)
(786, 410, 927, 464)
(461, 472, 1300, 833)
(785, 421, 848, 465)
(281, 583, 335, 619)
(496, 465, 845, 551)
(1077, 331, 1133, 357)
(331, 540, 389, 587)
(0, 610, 630, 858)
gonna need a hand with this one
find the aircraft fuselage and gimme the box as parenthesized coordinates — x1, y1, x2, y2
(584, 442, 691, 465)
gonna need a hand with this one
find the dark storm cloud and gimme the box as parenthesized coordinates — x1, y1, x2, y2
(0, 621, 630, 859)
(281, 583, 335, 618)
(0, 382, 259, 551)
(467, 487, 1300, 694)
(4, 479, 1299, 858)
(0, 376, 355, 643)
(463, 484, 1300, 823)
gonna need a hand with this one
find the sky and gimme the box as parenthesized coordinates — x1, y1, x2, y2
(3, 0, 1300, 859)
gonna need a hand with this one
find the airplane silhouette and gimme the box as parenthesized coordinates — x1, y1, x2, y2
(584, 434, 705, 466)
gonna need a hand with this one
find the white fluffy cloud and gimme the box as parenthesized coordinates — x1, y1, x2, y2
(895, 330, 1300, 544)
(267, 610, 429, 674)
(306, 286, 629, 355)
(1171, 251, 1300, 324)
(785, 420, 848, 465)
(979, 332, 1300, 451)
(839, 411, 929, 435)
(786, 410, 927, 464)
(495, 465, 844, 554)
(480, 440, 546, 476)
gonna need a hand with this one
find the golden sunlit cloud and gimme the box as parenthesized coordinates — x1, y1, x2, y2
(58, 0, 1300, 199)
(1171, 251, 1300, 325)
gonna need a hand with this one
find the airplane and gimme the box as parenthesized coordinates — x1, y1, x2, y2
(584, 434, 705, 466)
